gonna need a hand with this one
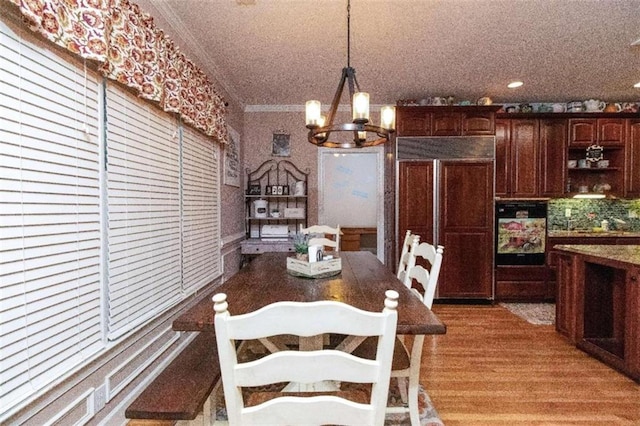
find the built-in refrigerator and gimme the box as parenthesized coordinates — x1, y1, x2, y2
(397, 137, 495, 300)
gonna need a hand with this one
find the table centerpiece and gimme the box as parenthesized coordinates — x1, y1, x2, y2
(287, 233, 341, 278)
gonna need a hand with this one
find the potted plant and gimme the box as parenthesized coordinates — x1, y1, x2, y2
(292, 233, 309, 261)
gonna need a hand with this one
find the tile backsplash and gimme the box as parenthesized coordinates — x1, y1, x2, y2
(548, 198, 640, 232)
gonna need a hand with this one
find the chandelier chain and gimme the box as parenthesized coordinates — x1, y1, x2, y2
(347, 0, 351, 68)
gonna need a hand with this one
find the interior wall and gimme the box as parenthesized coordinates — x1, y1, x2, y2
(220, 103, 246, 279)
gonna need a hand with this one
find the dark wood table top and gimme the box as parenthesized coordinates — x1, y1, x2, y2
(173, 251, 446, 336)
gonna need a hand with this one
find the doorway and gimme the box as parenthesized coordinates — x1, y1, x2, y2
(318, 148, 384, 261)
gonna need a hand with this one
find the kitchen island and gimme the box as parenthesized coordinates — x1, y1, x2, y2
(553, 244, 640, 382)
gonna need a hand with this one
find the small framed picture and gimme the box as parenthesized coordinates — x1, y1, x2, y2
(247, 184, 261, 195)
(272, 132, 291, 157)
(271, 185, 278, 195)
(283, 185, 289, 195)
(265, 186, 272, 195)
(277, 185, 284, 195)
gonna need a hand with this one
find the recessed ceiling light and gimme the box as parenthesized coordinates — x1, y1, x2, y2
(507, 81, 524, 89)
(634, 82, 640, 88)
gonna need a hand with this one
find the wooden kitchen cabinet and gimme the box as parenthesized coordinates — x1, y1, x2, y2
(546, 236, 640, 304)
(555, 250, 577, 341)
(396, 106, 499, 137)
(396, 107, 432, 136)
(626, 120, 640, 197)
(554, 246, 640, 382)
(569, 118, 625, 147)
(462, 109, 496, 135)
(432, 110, 462, 136)
(495, 265, 551, 301)
(495, 118, 539, 197)
(539, 119, 567, 197)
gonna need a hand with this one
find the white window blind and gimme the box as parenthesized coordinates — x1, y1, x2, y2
(0, 16, 103, 412)
(105, 84, 182, 340)
(181, 126, 221, 295)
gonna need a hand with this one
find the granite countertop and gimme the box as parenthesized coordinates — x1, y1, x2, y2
(553, 244, 640, 267)
(548, 230, 640, 238)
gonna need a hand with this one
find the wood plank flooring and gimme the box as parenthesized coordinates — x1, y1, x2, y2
(423, 304, 640, 425)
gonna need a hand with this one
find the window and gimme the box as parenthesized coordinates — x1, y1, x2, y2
(181, 125, 221, 296)
(0, 15, 103, 411)
(105, 84, 182, 340)
(0, 12, 222, 418)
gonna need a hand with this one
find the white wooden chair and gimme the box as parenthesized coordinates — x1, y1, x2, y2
(212, 291, 399, 426)
(397, 230, 420, 284)
(300, 224, 341, 252)
(352, 241, 444, 425)
(389, 242, 444, 425)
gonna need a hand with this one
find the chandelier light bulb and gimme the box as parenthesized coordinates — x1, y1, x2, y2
(352, 92, 370, 123)
(317, 115, 327, 138)
(380, 105, 396, 130)
(305, 100, 322, 126)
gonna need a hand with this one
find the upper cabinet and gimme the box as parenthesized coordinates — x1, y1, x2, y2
(627, 120, 640, 198)
(496, 113, 639, 199)
(396, 107, 432, 136)
(539, 119, 567, 197)
(396, 106, 500, 137)
(495, 118, 539, 198)
(569, 118, 625, 147)
(397, 108, 640, 200)
(567, 118, 626, 196)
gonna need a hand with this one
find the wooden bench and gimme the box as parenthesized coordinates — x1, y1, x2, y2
(125, 332, 221, 425)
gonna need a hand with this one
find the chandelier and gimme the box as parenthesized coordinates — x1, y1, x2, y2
(305, 0, 395, 148)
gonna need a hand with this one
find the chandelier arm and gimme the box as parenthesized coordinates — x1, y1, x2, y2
(345, 67, 359, 123)
(350, 69, 362, 93)
(325, 67, 349, 130)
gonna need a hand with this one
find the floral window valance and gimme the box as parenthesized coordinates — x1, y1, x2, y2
(6, 0, 228, 144)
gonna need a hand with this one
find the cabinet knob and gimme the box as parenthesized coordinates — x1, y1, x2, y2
(631, 275, 638, 282)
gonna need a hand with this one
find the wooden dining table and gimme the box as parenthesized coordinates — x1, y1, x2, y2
(173, 251, 446, 337)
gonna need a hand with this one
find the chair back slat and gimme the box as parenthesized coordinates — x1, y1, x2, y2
(241, 396, 376, 425)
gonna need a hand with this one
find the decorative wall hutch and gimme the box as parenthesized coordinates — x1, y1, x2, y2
(240, 160, 309, 256)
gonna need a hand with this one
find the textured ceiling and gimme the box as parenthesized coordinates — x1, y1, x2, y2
(138, 0, 640, 110)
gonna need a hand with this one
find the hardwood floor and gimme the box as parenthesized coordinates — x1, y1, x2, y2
(423, 304, 640, 425)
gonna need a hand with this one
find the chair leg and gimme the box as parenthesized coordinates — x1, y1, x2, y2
(407, 334, 425, 426)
